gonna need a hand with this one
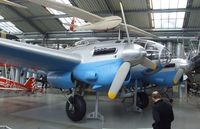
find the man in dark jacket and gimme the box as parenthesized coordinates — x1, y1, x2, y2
(152, 91, 174, 129)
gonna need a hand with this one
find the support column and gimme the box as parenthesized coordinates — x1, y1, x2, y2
(0, 67, 5, 77)
(32, 72, 37, 78)
(167, 42, 173, 56)
(20, 70, 26, 84)
(176, 43, 182, 58)
(15, 68, 20, 83)
(10, 66, 15, 80)
(26, 71, 32, 79)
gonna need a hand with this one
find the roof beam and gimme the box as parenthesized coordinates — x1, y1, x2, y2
(15, 30, 200, 44)
(69, 0, 78, 7)
(183, 0, 193, 28)
(3, 7, 200, 23)
(95, 7, 200, 15)
(6, 6, 45, 34)
(104, 0, 114, 14)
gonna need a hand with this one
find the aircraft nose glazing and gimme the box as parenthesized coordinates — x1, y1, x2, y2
(122, 44, 146, 65)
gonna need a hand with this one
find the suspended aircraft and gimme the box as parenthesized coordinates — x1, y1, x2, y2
(27, 0, 157, 38)
(0, 0, 27, 8)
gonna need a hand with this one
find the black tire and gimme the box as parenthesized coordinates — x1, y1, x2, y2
(135, 92, 149, 109)
(66, 95, 86, 122)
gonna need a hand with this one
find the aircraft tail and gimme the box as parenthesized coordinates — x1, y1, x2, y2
(70, 17, 76, 32)
(24, 77, 35, 89)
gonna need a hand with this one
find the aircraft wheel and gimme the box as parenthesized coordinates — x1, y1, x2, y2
(66, 95, 86, 122)
(135, 92, 149, 109)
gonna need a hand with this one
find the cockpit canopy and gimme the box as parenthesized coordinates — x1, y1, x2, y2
(133, 39, 171, 66)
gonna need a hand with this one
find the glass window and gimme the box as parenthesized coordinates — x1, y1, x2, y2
(46, 0, 86, 30)
(0, 15, 22, 34)
(152, 0, 188, 29)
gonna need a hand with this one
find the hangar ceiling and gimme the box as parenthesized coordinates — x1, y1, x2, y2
(0, 0, 200, 44)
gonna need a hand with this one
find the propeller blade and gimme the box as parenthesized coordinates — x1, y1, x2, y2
(108, 62, 131, 100)
(173, 68, 184, 85)
(141, 57, 157, 70)
(0, 0, 27, 8)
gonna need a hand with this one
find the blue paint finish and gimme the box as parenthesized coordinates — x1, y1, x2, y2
(73, 59, 125, 91)
(129, 67, 177, 88)
(144, 69, 176, 87)
(47, 71, 74, 89)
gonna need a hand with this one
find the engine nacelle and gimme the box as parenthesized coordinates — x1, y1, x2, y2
(47, 72, 74, 89)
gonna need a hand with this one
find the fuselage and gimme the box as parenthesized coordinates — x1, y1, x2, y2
(48, 39, 170, 91)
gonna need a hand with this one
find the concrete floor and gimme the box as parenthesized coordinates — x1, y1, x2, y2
(0, 93, 199, 129)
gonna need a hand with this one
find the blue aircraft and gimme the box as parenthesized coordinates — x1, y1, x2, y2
(0, 36, 171, 121)
(0, 0, 192, 122)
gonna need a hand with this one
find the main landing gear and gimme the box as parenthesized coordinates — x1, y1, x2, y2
(124, 80, 149, 112)
(65, 95, 86, 122)
(135, 92, 149, 109)
(62, 88, 86, 122)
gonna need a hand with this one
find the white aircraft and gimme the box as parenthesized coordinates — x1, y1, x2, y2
(0, 0, 27, 8)
(27, 0, 156, 38)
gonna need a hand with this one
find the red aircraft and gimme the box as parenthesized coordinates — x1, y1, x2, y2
(0, 77, 36, 92)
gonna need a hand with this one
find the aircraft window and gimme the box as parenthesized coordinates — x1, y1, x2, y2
(115, 40, 121, 43)
(93, 48, 117, 56)
(133, 39, 147, 47)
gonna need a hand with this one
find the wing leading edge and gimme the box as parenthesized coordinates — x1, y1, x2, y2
(0, 38, 81, 71)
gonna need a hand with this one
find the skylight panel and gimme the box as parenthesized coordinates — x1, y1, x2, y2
(168, 19, 176, 28)
(152, 12, 185, 29)
(152, 0, 161, 9)
(46, 0, 86, 30)
(161, 0, 169, 9)
(0, 15, 22, 34)
(178, 0, 188, 8)
(169, 0, 178, 8)
(152, 0, 188, 29)
(152, 0, 187, 9)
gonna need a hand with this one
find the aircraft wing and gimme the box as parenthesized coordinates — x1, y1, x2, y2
(119, 23, 157, 38)
(0, 87, 26, 91)
(0, 38, 81, 71)
(28, 0, 156, 37)
(28, 0, 103, 23)
(0, 0, 27, 8)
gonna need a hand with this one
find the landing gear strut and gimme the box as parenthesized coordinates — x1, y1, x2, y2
(128, 80, 149, 112)
(135, 92, 149, 109)
(66, 95, 86, 122)
(86, 92, 104, 121)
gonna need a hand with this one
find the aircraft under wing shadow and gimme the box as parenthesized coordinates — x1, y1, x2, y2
(27, 0, 157, 38)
